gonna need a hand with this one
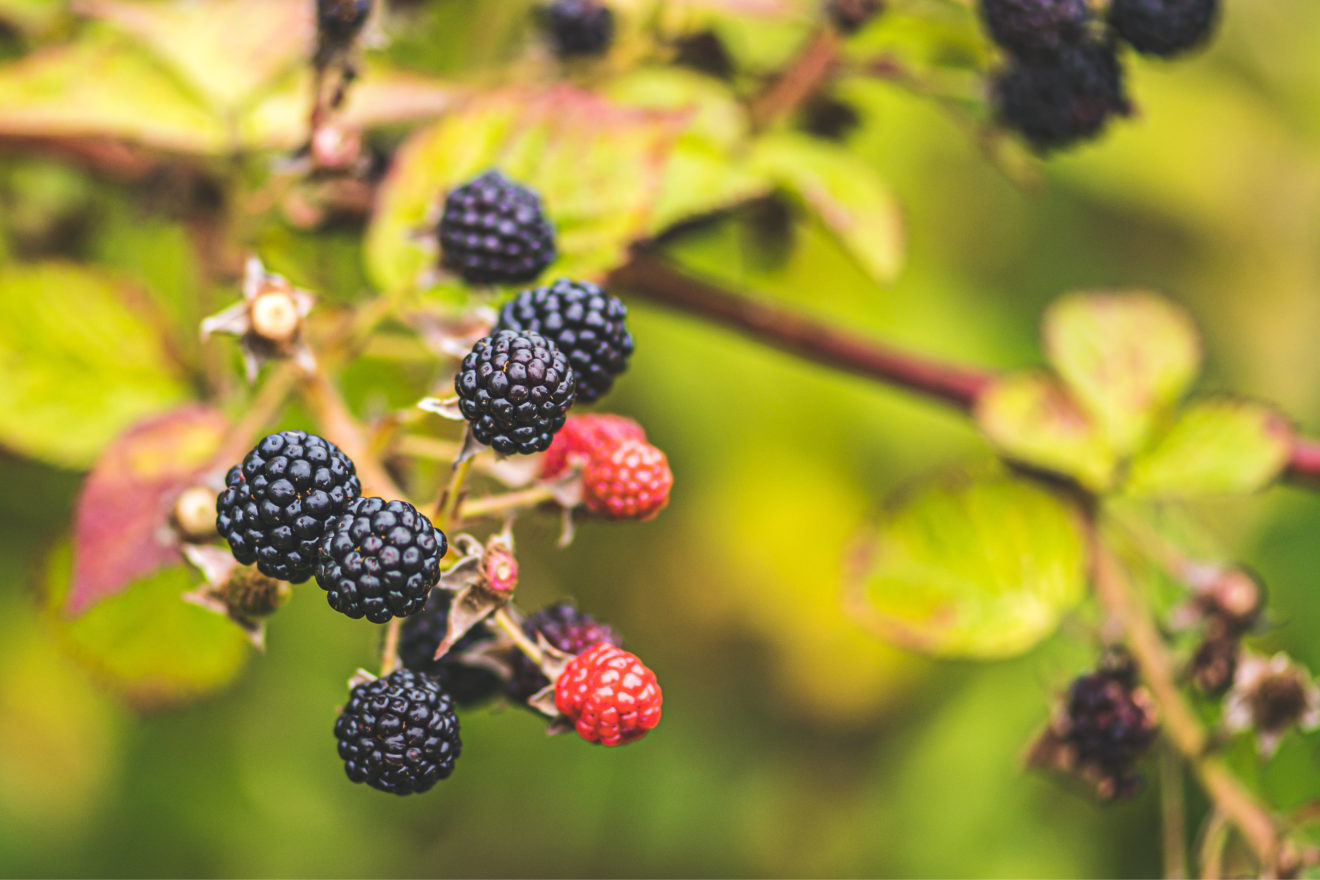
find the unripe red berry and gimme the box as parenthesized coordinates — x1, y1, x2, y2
(554, 643, 662, 746)
(581, 439, 672, 521)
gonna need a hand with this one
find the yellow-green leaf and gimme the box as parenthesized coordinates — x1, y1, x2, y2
(854, 471, 1087, 658)
(1044, 290, 1201, 457)
(0, 263, 191, 468)
(39, 543, 250, 709)
(975, 372, 1117, 491)
(1125, 398, 1295, 497)
(751, 132, 905, 285)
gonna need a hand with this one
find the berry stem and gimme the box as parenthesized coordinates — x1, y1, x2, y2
(210, 361, 300, 467)
(458, 485, 557, 522)
(1159, 743, 1189, 880)
(380, 616, 402, 676)
(299, 369, 407, 499)
(435, 456, 475, 526)
(1088, 527, 1279, 870)
(749, 25, 842, 129)
(491, 606, 543, 666)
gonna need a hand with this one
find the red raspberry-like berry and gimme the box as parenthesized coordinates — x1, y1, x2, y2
(581, 439, 672, 520)
(554, 643, 662, 746)
(540, 413, 646, 480)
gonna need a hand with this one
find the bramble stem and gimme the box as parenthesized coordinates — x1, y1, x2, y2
(1089, 529, 1278, 870)
(379, 617, 402, 676)
(300, 369, 406, 499)
(1160, 744, 1189, 879)
(1198, 811, 1230, 879)
(491, 606, 543, 666)
(434, 456, 475, 526)
(211, 362, 300, 466)
(459, 485, 556, 521)
(749, 26, 841, 129)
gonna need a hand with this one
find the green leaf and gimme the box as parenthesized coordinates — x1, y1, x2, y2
(751, 132, 905, 285)
(1124, 398, 1295, 497)
(1044, 290, 1202, 457)
(0, 262, 192, 468)
(79, 0, 312, 111)
(974, 372, 1117, 491)
(0, 35, 229, 153)
(854, 471, 1087, 658)
(365, 86, 686, 295)
(39, 543, 250, 709)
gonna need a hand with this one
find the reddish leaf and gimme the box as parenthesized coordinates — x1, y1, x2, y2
(68, 404, 229, 616)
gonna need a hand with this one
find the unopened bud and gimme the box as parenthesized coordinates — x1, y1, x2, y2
(223, 567, 291, 619)
(250, 289, 302, 344)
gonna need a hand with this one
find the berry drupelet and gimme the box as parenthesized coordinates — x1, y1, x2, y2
(455, 329, 577, 455)
(508, 602, 623, 703)
(494, 279, 633, 404)
(399, 587, 505, 706)
(216, 430, 360, 583)
(334, 668, 461, 795)
(991, 40, 1132, 153)
(437, 171, 556, 285)
(978, 0, 1092, 61)
(315, 497, 447, 623)
(542, 0, 615, 58)
(1108, 0, 1218, 58)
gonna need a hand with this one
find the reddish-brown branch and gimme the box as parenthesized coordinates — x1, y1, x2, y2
(609, 251, 993, 411)
(749, 26, 843, 129)
(610, 251, 1320, 489)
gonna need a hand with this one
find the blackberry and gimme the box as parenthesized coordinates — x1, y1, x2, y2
(798, 95, 862, 141)
(216, 430, 360, 583)
(494, 280, 632, 404)
(315, 497, 447, 623)
(826, 0, 884, 34)
(399, 587, 505, 706)
(1109, 0, 1218, 58)
(317, 0, 371, 43)
(334, 668, 461, 795)
(508, 602, 622, 703)
(542, 0, 615, 58)
(1063, 665, 1158, 798)
(437, 171, 556, 286)
(455, 329, 576, 455)
(672, 31, 734, 80)
(991, 40, 1131, 153)
(979, 0, 1091, 61)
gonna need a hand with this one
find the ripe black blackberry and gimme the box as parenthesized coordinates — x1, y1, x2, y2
(216, 430, 360, 583)
(494, 280, 632, 404)
(437, 171, 556, 286)
(455, 329, 576, 455)
(508, 602, 622, 703)
(399, 588, 505, 706)
(1109, 0, 1218, 58)
(978, 0, 1091, 61)
(334, 668, 461, 795)
(1062, 664, 1158, 798)
(315, 497, 447, 623)
(542, 0, 615, 58)
(991, 40, 1132, 153)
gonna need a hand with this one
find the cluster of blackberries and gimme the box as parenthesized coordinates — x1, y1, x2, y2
(1032, 651, 1159, 799)
(981, 0, 1219, 152)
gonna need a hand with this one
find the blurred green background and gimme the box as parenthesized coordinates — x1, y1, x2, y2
(3, 0, 1320, 877)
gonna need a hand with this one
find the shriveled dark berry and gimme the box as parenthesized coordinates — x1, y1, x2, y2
(827, 0, 884, 33)
(334, 668, 461, 795)
(991, 40, 1132, 153)
(508, 602, 622, 703)
(437, 170, 556, 286)
(399, 588, 505, 706)
(1109, 0, 1218, 58)
(979, 0, 1091, 61)
(216, 430, 360, 583)
(494, 279, 632, 404)
(315, 497, 447, 623)
(1062, 665, 1158, 798)
(455, 329, 576, 455)
(542, 0, 615, 58)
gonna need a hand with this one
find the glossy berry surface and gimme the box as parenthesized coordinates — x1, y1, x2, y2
(508, 602, 623, 703)
(437, 170, 556, 285)
(1109, 0, 1218, 57)
(540, 413, 646, 480)
(554, 643, 662, 746)
(455, 329, 576, 455)
(991, 40, 1131, 153)
(582, 439, 673, 520)
(334, 668, 461, 795)
(543, 0, 615, 58)
(316, 497, 447, 623)
(978, 0, 1091, 61)
(216, 430, 360, 583)
(495, 279, 633, 404)
(399, 587, 504, 706)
